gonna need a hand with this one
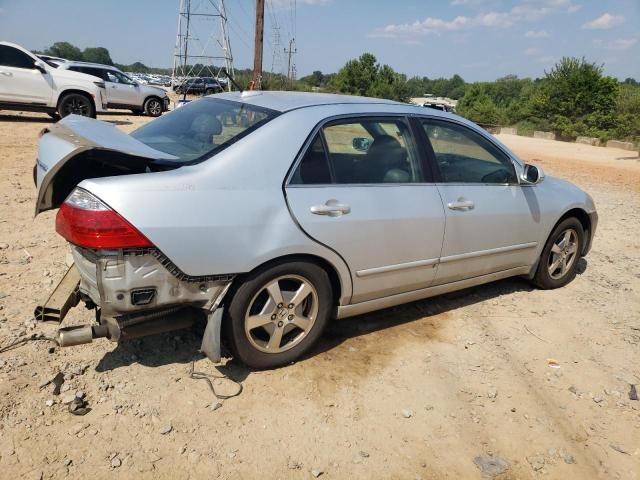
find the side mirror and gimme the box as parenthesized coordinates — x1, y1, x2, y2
(34, 60, 47, 74)
(521, 163, 544, 184)
(352, 137, 372, 152)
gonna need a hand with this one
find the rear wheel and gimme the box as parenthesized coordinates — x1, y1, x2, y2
(532, 217, 584, 289)
(205, 88, 215, 95)
(225, 260, 333, 369)
(144, 97, 163, 117)
(58, 93, 95, 118)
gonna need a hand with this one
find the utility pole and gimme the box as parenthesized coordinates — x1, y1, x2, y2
(252, 0, 265, 90)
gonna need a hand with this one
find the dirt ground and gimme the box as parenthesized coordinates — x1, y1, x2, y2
(0, 108, 639, 480)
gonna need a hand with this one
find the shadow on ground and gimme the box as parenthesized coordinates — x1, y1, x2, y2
(95, 271, 564, 379)
(0, 114, 52, 123)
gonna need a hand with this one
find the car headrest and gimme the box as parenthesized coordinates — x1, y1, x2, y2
(190, 113, 222, 136)
(367, 135, 407, 167)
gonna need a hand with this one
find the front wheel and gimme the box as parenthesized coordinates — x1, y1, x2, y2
(532, 217, 584, 289)
(58, 93, 95, 118)
(224, 261, 333, 369)
(144, 97, 163, 117)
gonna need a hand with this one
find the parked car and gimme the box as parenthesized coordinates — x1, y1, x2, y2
(57, 61, 169, 116)
(0, 41, 108, 119)
(174, 77, 224, 95)
(34, 92, 597, 369)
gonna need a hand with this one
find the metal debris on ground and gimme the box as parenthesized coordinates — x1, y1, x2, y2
(629, 384, 638, 401)
(188, 360, 243, 405)
(0, 331, 58, 355)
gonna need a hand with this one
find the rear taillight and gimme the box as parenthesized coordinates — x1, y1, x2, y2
(56, 188, 152, 249)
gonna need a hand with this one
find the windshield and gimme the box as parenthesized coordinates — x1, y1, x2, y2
(130, 98, 278, 164)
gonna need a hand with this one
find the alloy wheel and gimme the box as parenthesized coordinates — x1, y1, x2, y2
(244, 275, 318, 354)
(147, 100, 162, 116)
(62, 97, 91, 116)
(548, 228, 578, 279)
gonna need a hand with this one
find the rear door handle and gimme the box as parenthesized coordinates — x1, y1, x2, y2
(310, 199, 351, 217)
(447, 199, 475, 211)
(0, 71, 12, 77)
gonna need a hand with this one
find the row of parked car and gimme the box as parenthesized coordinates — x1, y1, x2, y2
(0, 41, 170, 119)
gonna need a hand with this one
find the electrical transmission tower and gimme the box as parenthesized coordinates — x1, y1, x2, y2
(270, 25, 283, 75)
(172, 0, 234, 91)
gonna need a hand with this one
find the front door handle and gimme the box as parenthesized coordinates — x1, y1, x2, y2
(447, 199, 475, 211)
(310, 199, 351, 217)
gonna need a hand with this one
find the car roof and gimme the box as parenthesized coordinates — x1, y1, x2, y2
(213, 91, 407, 113)
(62, 61, 120, 71)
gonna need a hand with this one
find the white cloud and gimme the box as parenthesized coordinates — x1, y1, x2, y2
(375, 0, 579, 39)
(525, 30, 550, 38)
(525, 47, 540, 56)
(583, 13, 625, 30)
(567, 4, 582, 13)
(595, 37, 638, 51)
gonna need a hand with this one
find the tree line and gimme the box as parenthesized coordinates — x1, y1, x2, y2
(304, 53, 639, 144)
(34, 42, 639, 144)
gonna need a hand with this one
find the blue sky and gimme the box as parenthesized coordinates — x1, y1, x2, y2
(0, 0, 638, 81)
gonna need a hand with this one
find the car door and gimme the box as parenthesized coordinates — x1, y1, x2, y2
(0, 44, 51, 104)
(104, 70, 140, 106)
(285, 116, 446, 304)
(416, 117, 541, 285)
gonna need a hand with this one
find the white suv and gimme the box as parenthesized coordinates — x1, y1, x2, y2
(0, 41, 108, 119)
(58, 62, 170, 117)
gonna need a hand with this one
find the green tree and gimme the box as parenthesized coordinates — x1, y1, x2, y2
(82, 47, 113, 65)
(532, 57, 618, 139)
(329, 53, 408, 101)
(44, 41, 83, 60)
(300, 70, 325, 87)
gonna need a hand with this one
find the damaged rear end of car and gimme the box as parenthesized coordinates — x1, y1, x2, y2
(34, 100, 280, 361)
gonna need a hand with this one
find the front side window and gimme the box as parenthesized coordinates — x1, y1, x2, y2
(0, 45, 35, 69)
(292, 117, 423, 185)
(105, 70, 134, 84)
(421, 119, 516, 184)
(131, 98, 278, 164)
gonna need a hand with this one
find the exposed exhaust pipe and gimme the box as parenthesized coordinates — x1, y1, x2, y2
(56, 307, 203, 347)
(58, 324, 109, 347)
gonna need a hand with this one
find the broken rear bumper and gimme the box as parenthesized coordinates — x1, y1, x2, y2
(70, 246, 232, 318)
(37, 246, 234, 358)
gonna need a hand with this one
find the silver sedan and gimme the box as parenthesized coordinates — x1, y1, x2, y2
(35, 92, 597, 369)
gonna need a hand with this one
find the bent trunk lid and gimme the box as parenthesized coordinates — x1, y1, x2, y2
(35, 114, 178, 215)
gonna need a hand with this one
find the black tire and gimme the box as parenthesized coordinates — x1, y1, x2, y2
(224, 260, 333, 369)
(47, 111, 61, 121)
(205, 88, 215, 95)
(58, 93, 95, 118)
(532, 217, 584, 289)
(144, 97, 163, 117)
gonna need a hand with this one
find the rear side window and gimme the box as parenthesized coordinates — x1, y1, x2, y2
(421, 120, 516, 184)
(130, 97, 278, 164)
(0, 45, 35, 69)
(291, 117, 424, 185)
